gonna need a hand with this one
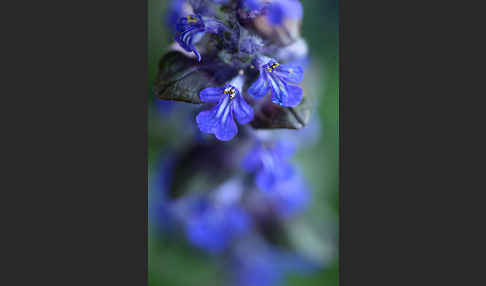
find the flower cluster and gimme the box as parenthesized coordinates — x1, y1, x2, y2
(150, 1, 332, 286)
(166, 0, 307, 141)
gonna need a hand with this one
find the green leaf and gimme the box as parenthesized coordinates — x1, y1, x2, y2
(154, 52, 227, 104)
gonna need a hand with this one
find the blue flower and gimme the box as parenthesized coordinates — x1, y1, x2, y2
(242, 140, 295, 191)
(266, 172, 310, 218)
(234, 253, 280, 286)
(266, 0, 303, 26)
(181, 190, 251, 253)
(232, 240, 314, 286)
(248, 57, 304, 107)
(242, 0, 302, 26)
(174, 14, 227, 62)
(196, 76, 254, 141)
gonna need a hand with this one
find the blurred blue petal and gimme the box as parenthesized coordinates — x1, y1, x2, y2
(266, 0, 303, 26)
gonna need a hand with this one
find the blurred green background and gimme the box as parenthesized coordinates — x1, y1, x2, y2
(148, 0, 339, 285)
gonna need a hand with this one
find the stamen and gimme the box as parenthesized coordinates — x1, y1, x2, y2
(186, 15, 198, 23)
(266, 62, 280, 73)
(224, 87, 236, 99)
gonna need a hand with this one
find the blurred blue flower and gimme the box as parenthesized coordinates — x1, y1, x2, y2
(273, 38, 309, 66)
(249, 57, 304, 106)
(196, 76, 254, 141)
(242, 0, 265, 11)
(167, 0, 187, 32)
(242, 140, 295, 192)
(174, 14, 228, 61)
(266, 171, 310, 218)
(235, 253, 280, 286)
(242, 0, 303, 27)
(185, 199, 250, 253)
(232, 239, 315, 286)
(266, 0, 303, 26)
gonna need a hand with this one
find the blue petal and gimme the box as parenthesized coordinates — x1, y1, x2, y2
(196, 96, 238, 141)
(232, 93, 254, 124)
(200, 87, 224, 103)
(267, 74, 290, 105)
(281, 84, 303, 107)
(174, 27, 205, 61)
(174, 15, 207, 61)
(214, 111, 237, 141)
(266, 3, 285, 25)
(275, 64, 304, 83)
(248, 74, 269, 98)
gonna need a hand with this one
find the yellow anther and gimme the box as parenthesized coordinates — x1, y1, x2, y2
(186, 15, 198, 23)
(224, 87, 236, 99)
(288, 68, 293, 73)
(267, 62, 280, 73)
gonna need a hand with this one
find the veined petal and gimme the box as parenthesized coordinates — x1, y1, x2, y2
(174, 14, 208, 61)
(274, 64, 304, 83)
(196, 96, 238, 141)
(174, 27, 205, 61)
(268, 73, 303, 107)
(281, 84, 302, 107)
(200, 87, 224, 103)
(232, 93, 254, 124)
(267, 74, 289, 105)
(214, 105, 237, 141)
(248, 74, 269, 98)
(196, 96, 229, 133)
